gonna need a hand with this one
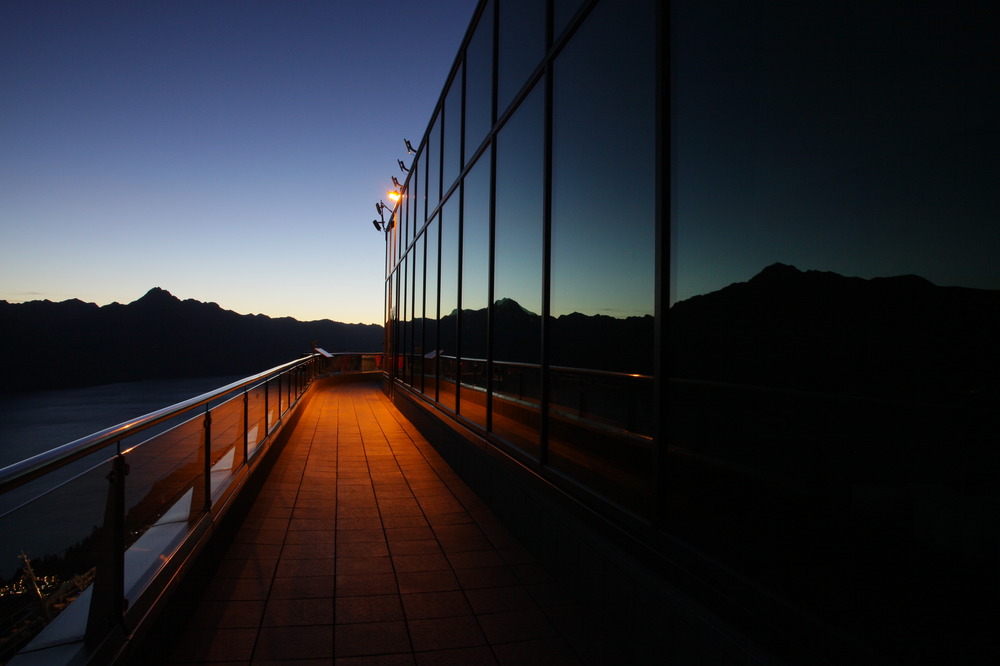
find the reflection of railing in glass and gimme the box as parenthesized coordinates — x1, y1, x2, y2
(547, 365, 655, 437)
(545, 365, 654, 514)
(442, 356, 654, 436)
(0, 353, 380, 662)
(429, 355, 655, 514)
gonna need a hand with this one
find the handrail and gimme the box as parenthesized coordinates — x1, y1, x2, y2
(0, 355, 315, 494)
(0, 351, 381, 663)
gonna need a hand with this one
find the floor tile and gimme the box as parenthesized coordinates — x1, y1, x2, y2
(335, 595, 405, 624)
(254, 624, 335, 661)
(334, 621, 411, 657)
(407, 615, 487, 652)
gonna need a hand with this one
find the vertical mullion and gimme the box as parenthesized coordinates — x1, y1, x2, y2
(539, 2, 554, 469)
(485, 0, 499, 434)
(653, 0, 667, 527)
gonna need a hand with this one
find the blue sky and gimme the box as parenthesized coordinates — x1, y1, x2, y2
(1, 1, 476, 325)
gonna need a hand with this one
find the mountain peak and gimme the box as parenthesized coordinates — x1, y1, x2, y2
(494, 297, 538, 317)
(750, 263, 802, 283)
(140, 287, 175, 300)
(135, 287, 179, 304)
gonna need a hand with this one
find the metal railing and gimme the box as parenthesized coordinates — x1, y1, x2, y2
(0, 352, 379, 664)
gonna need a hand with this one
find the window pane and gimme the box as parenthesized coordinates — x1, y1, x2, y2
(427, 113, 442, 218)
(388, 209, 406, 268)
(438, 197, 459, 412)
(443, 70, 463, 197)
(548, 0, 656, 513)
(386, 273, 394, 370)
(401, 253, 410, 385)
(498, 0, 545, 116)
(400, 185, 413, 252)
(492, 81, 543, 458)
(409, 160, 420, 235)
(550, 1, 655, 369)
(464, 1, 494, 163)
(423, 215, 440, 399)
(459, 148, 491, 429)
(415, 150, 424, 231)
(404, 171, 411, 244)
(412, 234, 423, 391)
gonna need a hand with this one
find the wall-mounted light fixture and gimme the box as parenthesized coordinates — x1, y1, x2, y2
(404, 139, 417, 154)
(372, 202, 389, 232)
(371, 140, 412, 234)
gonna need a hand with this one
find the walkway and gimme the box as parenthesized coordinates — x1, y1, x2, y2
(163, 380, 632, 665)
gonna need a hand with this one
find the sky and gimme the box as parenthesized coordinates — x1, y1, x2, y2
(672, 0, 1000, 304)
(1, 0, 477, 325)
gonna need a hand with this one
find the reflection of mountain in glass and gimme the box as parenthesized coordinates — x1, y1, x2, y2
(423, 298, 655, 375)
(670, 263, 1000, 401)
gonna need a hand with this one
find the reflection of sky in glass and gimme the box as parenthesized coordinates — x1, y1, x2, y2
(424, 217, 438, 323)
(411, 233, 420, 325)
(462, 150, 491, 314)
(497, 0, 545, 117)
(439, 201, 458, 320)
(401, 254, 409, 326)
(443, 71, 463, 196)
(427, 114, 442, 219)
(672, 0, 1000, 304)
(495, 83, 544, 316)
(550, 0, 656, 318)
(464, 2, 493, 164)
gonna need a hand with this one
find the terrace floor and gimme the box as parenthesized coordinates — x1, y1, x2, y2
(160, 379, 633, 665)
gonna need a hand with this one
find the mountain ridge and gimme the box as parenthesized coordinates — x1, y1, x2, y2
(0, 289, 384, 393)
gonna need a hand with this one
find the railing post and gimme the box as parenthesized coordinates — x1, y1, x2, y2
(86, 448, 128, 644)
(203, 406, 212, 512)
(242, 387, 249, 463)
(264, 378, 269, 435)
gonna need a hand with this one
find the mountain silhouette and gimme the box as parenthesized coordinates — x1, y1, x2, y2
(669, 263, 1000, 401)
(0, 289, 384, 392)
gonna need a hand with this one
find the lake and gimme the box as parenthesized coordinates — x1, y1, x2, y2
(0, 375, 243, 470)
(0, 375, 245, 583)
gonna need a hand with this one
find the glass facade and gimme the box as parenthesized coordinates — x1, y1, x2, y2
(668, 1, 996, 663)
(389, 0, 998, 661)
(386, 0, 657, 513)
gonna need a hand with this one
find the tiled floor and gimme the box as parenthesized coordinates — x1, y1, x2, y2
(165, 380, 633, 665)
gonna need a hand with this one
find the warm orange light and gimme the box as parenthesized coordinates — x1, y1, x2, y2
(387, 190, 401, 202)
